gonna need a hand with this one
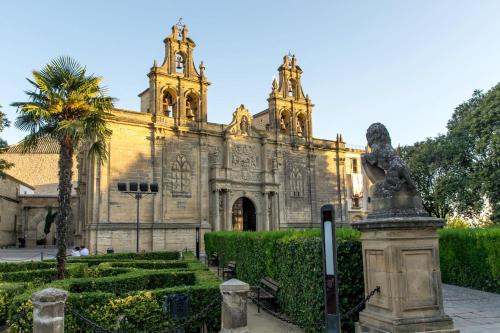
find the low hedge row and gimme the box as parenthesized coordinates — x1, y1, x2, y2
(439, 227, 500, 293)
(69, 251, 180, 261)
(0, 263, 87, 283)
(205, 229, 363, 332)
(60, 270, 196, 294)
(2, 252, 221, 333)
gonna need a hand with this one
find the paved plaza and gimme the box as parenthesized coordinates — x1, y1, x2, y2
(443, 283, 500, 333)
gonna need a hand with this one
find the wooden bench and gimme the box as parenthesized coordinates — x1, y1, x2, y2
(256, 277, 280, 313)
(206, 253, 218, 267)
(222, 261, 237, 280)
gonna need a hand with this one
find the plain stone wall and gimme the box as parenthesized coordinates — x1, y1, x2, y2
(0, 176, 20, 246)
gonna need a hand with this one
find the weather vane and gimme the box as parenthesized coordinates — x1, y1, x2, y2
(177, 17, 184, 28)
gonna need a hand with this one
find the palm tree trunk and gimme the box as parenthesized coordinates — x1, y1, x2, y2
(56, 137, 74, 280)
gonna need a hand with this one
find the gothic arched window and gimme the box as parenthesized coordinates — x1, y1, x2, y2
(172, 154, 191, 197)
(162, 91, 175, 117)
(291, 166, 304, 197)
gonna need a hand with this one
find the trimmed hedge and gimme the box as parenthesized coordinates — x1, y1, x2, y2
(439, 228, 500, 293)
(68, 251, 180, 261)
(1, 251, 221, 333)
(205, 229, 363, 332)
(58, 270, 196, 294)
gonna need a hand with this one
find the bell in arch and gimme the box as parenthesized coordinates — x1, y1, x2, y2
(296, 120, 303, 136)
(186, 101, 195, 119)
(280, 117, 287, 130)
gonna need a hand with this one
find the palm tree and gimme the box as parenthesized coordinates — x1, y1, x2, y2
(12, 57, 115, 279)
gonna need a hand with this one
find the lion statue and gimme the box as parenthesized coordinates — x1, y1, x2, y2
(362, 123, 418, 198)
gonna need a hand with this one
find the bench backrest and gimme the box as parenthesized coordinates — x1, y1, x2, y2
(261, 277, 280, 292)
(227, 262, 236, 269)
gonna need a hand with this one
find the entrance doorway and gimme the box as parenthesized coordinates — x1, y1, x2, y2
(232, 197, 256, 231)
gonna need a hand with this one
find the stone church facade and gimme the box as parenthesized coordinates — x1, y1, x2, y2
(74, 23, 368, 253)
(0, 25, 344, 252)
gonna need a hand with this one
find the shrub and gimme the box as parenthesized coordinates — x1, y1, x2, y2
(62, 270, 196, 294)
(204, 229, 363, 332)
(67, 251, 180, 261)
(0, 261, 55, 273)
(1, 251, 221, 333)
(439, 227, 500, 293)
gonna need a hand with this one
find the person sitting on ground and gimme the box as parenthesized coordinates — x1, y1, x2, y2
(71, 247, 81, 256)
(80, 245, 89, 256)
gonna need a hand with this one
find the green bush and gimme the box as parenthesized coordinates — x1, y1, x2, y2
(67, 251, 180, 261)
(0, 261, 55, 273)
(61, 270, 196, 294)
(108, 260, 188, 270)
(204, 229, 363, 332)
(0, 263, 87, 284)
(439, 227, 500, 293)
(3, 253, 221, 333)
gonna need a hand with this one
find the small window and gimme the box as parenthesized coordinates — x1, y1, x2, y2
(352, 158, 358, 173)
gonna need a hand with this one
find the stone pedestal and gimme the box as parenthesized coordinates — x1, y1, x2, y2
(352, 217, 459, 333)
(219, 279, 251, 333)
(32, 288, 68, 333)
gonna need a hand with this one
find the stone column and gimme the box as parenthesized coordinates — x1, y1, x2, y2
(271, 192, 279, 230)
(214, 190, 221, 231)
(225, 190, 232, 231)
(219, 279, 251, 333)
(262, 192, 270, 231)
(32, 288, 68, 333)
(352, 217, 459, 333)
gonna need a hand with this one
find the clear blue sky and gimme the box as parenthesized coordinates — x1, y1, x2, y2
(1, 0, 500, 146)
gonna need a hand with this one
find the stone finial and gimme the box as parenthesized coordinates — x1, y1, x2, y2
(219, 279, 251, 333)
(32, 288, 68, 333)
(271, 78, 278, 91)
(291, 54, 297, 68)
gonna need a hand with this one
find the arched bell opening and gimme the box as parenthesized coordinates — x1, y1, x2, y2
(185, 93, 199, 121)
(161, 90, 176, 117)
(175, 52, 186, 74)
(232, 197, 256, 231)
(296, 113, 307, 137)
(279, 110, 291, 135)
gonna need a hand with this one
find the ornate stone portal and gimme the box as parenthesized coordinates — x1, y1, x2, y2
(353, 123, 459, 333)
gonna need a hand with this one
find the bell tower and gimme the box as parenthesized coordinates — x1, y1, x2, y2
(140, 20, 209, 127)
(267, 54, 313, 140)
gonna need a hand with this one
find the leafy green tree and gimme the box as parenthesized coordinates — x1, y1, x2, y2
(447, 86, 500, 223)
(402, 84, 500, 224)
(400, 136, 455, 218)
(12, 57, 115, 279)
(0, 105, 14, 178)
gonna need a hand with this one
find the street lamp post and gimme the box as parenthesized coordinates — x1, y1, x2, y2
(117, 182, 158, 253)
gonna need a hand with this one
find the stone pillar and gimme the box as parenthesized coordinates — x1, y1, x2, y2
(271, 192, 279, 230)
(219, 279, 251, 333)
(225, 190, 232, 231)
(214, 190, 221, 231)
(262, 192, 270, 231)
(32, 288, 68, 333)
(352, 217, 459, 333)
